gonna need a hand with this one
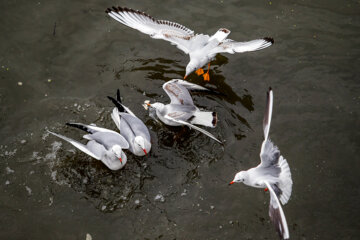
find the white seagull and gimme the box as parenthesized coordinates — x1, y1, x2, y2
(230, 88, 292, 239)
(48, 123, 129, 170)
(105, 6, 274, 81)
(143, 79, 221, 143)
(108, 89, 151, 156)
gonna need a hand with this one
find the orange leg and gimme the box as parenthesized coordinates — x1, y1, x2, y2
(195, 68, 204, 76)
(203, 63, 211, 81)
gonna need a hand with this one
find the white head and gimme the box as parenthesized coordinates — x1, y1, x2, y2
(143, 101, 164, 111)
(185, 60, 201, 79)
(111, 145, 124, 164)
(134, 136, 148, 156)
(229, 171, 248, 185)
(149, 102, 165, 111)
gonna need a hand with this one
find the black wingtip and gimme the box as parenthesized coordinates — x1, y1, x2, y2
(66, 123, 92, 133)
(212, 112, 218, 127)
(264, 37, 274, 44)
(116, 89, 122, 103)
(107, 95, 126, 112)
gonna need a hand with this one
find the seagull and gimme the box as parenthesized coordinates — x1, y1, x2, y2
(107, 89, 151, 156)
(142, 79, 221, 143)
(48, 123, 129, 170)
(105, 6, 274, 81)
(229, 88, 292, 239)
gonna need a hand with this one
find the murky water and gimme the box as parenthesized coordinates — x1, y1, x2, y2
(1, 0, 359, 239)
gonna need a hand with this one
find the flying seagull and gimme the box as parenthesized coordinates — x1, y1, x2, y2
(230, 88, 292, 239)
(143, 79, 221, 143)
(108, 89, 151, 156)
(48, 123, 129, 170)
(105, 6, 274, 81)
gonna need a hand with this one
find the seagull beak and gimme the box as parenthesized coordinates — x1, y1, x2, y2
(119, 158, 123, 164)
(229, 181, 234, 185)
(142, 102, 151, 110)
(143, 149, 147, 155)
(184, 75, 187, 80)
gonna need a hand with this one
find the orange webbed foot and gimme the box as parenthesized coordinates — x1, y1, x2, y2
(203, 73, 210, 81)
(195, 68, 204, 76)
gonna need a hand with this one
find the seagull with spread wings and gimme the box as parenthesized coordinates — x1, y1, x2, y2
(48, 123, 129, 170)
(105, 6, 274, 81)
(229, 88, 292, 239)
(143, 79, 221, 143)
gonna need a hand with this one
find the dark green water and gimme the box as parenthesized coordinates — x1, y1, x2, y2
(0, 0, 359, 239)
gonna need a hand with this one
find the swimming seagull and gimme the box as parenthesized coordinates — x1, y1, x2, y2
(108, 89, 151, 156)
(48, 123, 129, 170)
(229, 88, 292, 239)
(105, 6, 274, 81)
(142, 79, 221, 143)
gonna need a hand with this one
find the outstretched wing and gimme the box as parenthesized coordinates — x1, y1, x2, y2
(106, 6, 196, 54)
(47, 131, 102, 160)
(164, 115, 221, 143)
(263, 87, 273, 141)
(264, 181, 290, 240)
(163, 80, 195, 105)
(209, 37, 274, 55)
(259, 139, 280, 168)
(66, 122, 119, 135)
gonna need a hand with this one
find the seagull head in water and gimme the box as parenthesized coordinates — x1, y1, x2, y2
(229, 171, 248, 185)
(134, 136, 148, 155)
(111, 145, 125, 163)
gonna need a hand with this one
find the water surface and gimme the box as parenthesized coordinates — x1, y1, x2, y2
(0, 0, 359, 239)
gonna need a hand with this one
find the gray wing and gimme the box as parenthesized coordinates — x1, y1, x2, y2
(47, 131, 102, 160)
(106, 6, 196, 54)
(66, 122, 119, 135)
(264, 181, 290, 240)
(259, 139, 280, 168)
(121, 113, 151, 141)
(164, 104, 196, 121)
(86, 140, 107, 159)
(263, 88, 273, 141)
(163, 80, 195, 105)
(167, 79, 209, 91)
(111, 108, 150, 142)
(208, 38, 274, 55)
(85, 132, 129, 150)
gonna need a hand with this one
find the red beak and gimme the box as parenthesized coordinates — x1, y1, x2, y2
(184, 75, 187, 79)
(229, 181, 234, 185)
(264, 188, 268, 192)
(143, 149, 147, 155)
(119, 158, 122, 164)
